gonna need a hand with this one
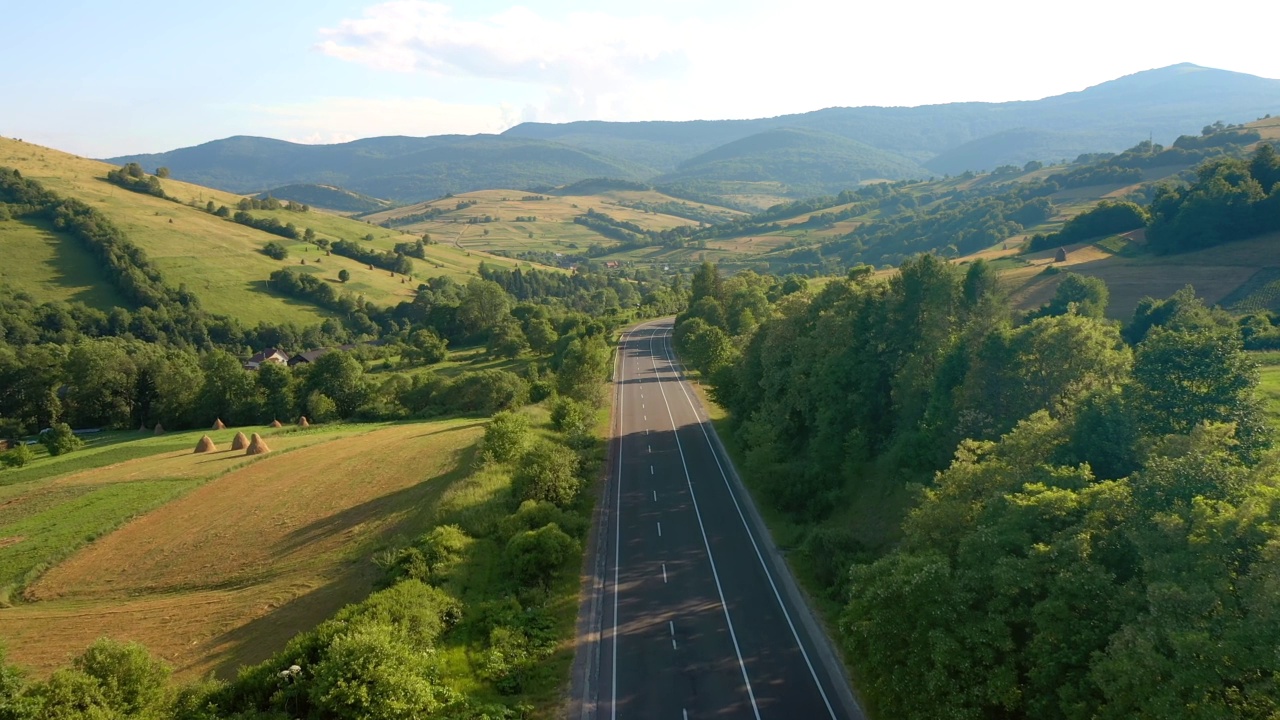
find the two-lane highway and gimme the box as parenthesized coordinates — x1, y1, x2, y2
(584, 318, 864, 719)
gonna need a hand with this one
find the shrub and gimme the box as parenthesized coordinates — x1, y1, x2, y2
(72, 638, 171, 718)
(0, 444, 33, 468)
(511, 441, 580, 507)
(482, 412, 531, 463)
(550, 397, 593, 445)
(38, 424, 82, 457)
(307, 623, 456, 720)
(262, 242, 288, 260)
(505, 523, 579, 588)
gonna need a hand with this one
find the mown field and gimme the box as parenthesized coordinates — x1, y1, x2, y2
(0, 418, 489, 680)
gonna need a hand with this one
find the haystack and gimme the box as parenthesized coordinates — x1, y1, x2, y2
(269, 419, 283, 428)
(245, 433, 271, 455)
(153, 423, 165, 435)
(298, 416, 310, 428)
(212, 418, 226, 430)
(231, 431, 249, 450)
(193, 435, 217, 454)
(1055, 247, 1068, 263)
(139, 422, 147, 433)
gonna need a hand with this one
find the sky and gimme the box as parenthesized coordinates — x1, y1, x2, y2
(4, 0, 1278, 158)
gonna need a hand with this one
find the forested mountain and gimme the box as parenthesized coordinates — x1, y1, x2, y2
(655, 127, 931, 194)
(109, 64, 1280, 205)
(109, 135, 651, 204)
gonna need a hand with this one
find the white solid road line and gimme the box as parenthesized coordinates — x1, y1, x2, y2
(610, 336, 627, 720)
(660, 330, 839, 720)
(648, 329, 762, 720)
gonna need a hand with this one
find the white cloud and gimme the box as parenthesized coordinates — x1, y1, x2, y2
(313, 0, 1280, 131)
(317, 1, 695, 121)
(254, 96, 519, 143)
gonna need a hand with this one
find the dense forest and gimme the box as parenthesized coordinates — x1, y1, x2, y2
(677, 250, 1280, 718)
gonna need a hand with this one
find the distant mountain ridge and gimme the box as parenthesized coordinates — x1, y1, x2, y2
(110, 64, 1280, 202)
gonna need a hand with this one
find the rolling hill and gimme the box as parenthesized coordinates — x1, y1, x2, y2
(0, 137, 557, 327)
(257, 183, 392, 214)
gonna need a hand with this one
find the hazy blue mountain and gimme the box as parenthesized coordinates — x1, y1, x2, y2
(656, 127, 931, 194)
(110, 135, 651, 204)
(109, 64, 1280, 203)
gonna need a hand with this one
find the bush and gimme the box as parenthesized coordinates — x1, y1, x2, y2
(382, 526, 471, 586)
(262, 242, 288, 260)
(71, 638, 171, 718)
(505, 523, 579, 588)
(550, 397, 592, 443)
(511, 441, 580, 507)
(482, 412, 531, 463)
(498, 500, 587, 542)
(38, 424, 82, 457)
(307, 623, 456, 720)
(0, 444, 33, 468)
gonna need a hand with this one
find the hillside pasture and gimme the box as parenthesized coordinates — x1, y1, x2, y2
(0, 216, 129, 309)
(1005, 232, 1280, 319)
(0, 138, 544, 320)
(0, 419, 484, 679)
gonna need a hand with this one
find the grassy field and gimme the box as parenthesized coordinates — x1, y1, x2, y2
(0, 216, 129, 309)
(0, 138, 558, 323)
(0, 419, 485, 680)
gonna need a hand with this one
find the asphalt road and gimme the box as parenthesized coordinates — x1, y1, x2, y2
(580, 319, 865, 720)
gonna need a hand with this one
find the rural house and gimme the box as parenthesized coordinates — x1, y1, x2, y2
(242, 348, 289, 371)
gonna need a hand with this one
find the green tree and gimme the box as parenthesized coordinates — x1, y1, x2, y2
(511, 441, 580, 507)
(306, 351, 369, 418)
(256, 362, 297, 424)
(406, 329, 447, 364)
(39, 423, 82, 456)
(338, 269, 350, 283)
(1130, 326, 1261, 443)
(457, 279, 513, 338)
(1031, 273, 1110, 319)
(555, 335, 610, 406)
(154, 167, 170, 179)
(196, 350, 258, 425)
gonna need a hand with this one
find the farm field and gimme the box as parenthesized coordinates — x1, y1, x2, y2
(0, 418, 485, 680)
(1003, 232, 1280, 320)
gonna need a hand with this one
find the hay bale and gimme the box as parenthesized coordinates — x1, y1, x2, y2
(1055, 247, 1068, 263)
(245, 433, 271, 455)
(139, 422, 147, 433)
(212, 418, 226, 430)
(153, 423, 165, 435)
(193, 435, 217, 453)
(298, 416, 310, 428)
(269, 419, 283, 428)
(231, 431, 249, 450)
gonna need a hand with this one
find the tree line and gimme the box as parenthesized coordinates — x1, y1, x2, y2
(678, 255, 1280, 718)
